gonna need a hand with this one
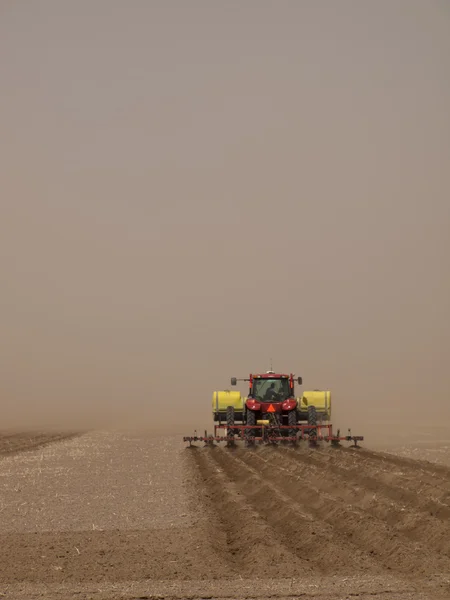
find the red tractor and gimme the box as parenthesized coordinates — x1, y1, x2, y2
(183, 369, 363, 447)
(228, 370, 320, 443)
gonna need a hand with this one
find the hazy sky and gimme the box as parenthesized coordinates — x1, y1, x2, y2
(1, 1, 449, 436)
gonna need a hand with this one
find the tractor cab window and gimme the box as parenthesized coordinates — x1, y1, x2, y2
(252, 378, 290, 402)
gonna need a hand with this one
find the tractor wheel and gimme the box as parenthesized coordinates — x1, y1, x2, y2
(288, 409, 298, 439)
(226, 406, 235, 439)
(246, 409, 256, 445)
(308, 405, 317, 439)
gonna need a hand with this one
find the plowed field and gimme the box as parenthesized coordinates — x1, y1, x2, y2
(0, 431, 449, 599)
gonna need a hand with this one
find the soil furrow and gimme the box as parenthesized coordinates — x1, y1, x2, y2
(330, 447, 450, 507)
(188, 446, 310, 578)
(0, 432, 81, 457)
(296, 446, 450, 515)
(206, 447, 382, 576)
(223, 447, 450, 577)
(340, 446, 450, 483)
(271, 446, 450, 553)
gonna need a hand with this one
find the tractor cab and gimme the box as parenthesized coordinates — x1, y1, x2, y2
(230, 371, 302, 404)
(251, 374, 291, 402)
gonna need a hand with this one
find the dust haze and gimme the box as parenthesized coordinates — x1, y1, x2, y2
(1, 1, 449, 443)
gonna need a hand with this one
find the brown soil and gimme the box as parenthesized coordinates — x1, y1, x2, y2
(0, 431, 80, 457)
(0, 431, 449, 599)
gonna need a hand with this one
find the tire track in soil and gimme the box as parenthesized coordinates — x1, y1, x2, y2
(188, 446, 310, 578)
(273, 446, 450, 555)
(231, 446, 450, 577)
(0, 432, 81, 457)
(330, 446, 450, 522)
(197, 446, 383, 576)
(354, 447, 450, 479)
(329, 447, 448, 501)
(336, 446, 450, 500)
